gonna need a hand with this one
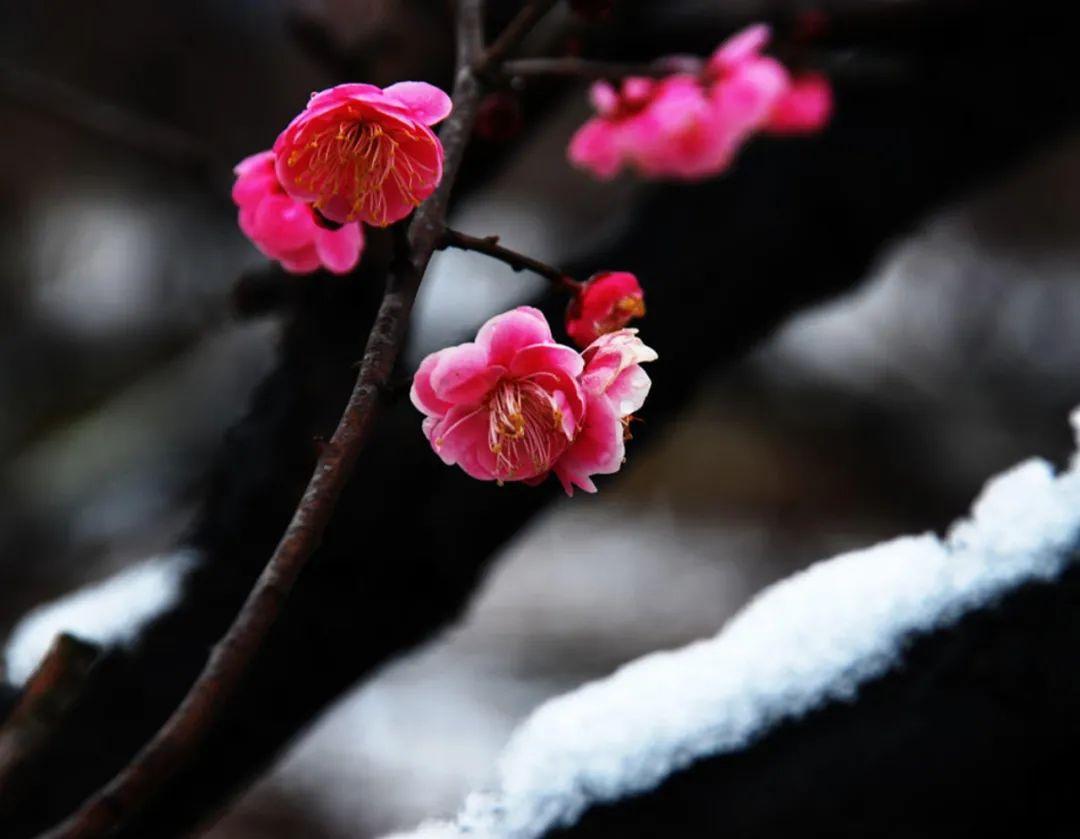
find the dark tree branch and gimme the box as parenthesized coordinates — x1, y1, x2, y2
(0, 635, 99, 797)
(440, 227, 580, 291)
(503, 56, 682, 82)
(474, 0, 561, 78)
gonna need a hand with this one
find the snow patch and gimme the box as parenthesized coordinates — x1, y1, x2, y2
(390, 413, 1080, 838)
(3, 550, 198, 686)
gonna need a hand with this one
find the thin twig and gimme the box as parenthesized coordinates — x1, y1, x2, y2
(38, 3, 498, 837)
(473, 0, 561, 78)
(440, 227, 580, 292)
(502, 56, 690, 82)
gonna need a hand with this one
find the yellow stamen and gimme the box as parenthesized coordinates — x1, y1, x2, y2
(288, 114, 435, 226)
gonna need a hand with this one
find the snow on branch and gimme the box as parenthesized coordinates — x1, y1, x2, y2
(390, 408, 1080, 839)
(3, 551, 197, 687)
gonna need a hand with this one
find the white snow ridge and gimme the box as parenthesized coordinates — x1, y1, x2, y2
(388, 409, 1080, 839)
(3, 550, 198, 686)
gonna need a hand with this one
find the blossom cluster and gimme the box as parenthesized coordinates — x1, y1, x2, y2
(227, 19, 833, 492)
(411, 307, 656, 495)
(569, 25, 832, 180)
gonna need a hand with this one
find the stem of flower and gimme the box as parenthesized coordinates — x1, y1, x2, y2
(439, 226, 580, 293)
(473, 0, 562, 79)
(502, 56, 699, 82)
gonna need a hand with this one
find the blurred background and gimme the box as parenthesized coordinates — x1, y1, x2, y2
(2, 0, 1079, 836)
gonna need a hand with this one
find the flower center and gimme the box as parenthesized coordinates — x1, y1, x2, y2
(287, 117, 434, 225)
(594, 295, 646, 335)
(487, 379, 566, 478)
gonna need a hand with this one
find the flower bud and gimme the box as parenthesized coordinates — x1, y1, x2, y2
(565, 271, 645, 348)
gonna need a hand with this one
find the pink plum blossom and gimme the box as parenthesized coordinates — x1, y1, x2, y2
(568, 24, 832, 181)
(565, 271, 646, 349)
(569, 74, 735, 180)
(410, 307, 656, 495)
(765, 72, 834, 134)
(232, 150, 364, 275)
(554, 328, 657, 494)
(273, 81, 452, 227)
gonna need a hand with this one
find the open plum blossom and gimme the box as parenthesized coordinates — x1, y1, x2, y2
(232, 151, 364, 275)
(411, 307, 656, 495)
(274, 81, 451, 227)
(565, 271, 645, 348)
(569, 24, 832, 180)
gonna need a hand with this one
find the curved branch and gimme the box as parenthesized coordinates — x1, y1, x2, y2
(439, 227, 580, 292)
(502, 56, 683, 82)
(37, 3, 492, 837)
(474, 0, 561, 78)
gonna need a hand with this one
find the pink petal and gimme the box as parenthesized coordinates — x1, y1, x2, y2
(605, 365, 652, 416)
(568, 119, 623, 180)
(383, 81, 453, 125)
(712, 59, 790, 133)
(314, 223, 364, 274)
(581, 329, 658, 396)
(621, 77, 656, 106)
(428, 404, 495, 480)
(553, 395, 624, 496)
(308, 82, 384, 104)
(709, 23, 772, 73)
(766, 73, 833, 134)
(510, 343, 585, 380)
(253, 195, 318, 253)
(238, 205, 259, 239)
(589, 81, 619, 115)
(476, 307, 554, 366)
(411, 353, 453, 417)
(278, 245, 321, 274)
(232, 170, 279, 208)
(233, 150, 276, 179)
(430, 342, 504, 405)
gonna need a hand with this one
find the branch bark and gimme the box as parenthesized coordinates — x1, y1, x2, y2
(439, 227, 580, 291)
(474, 0, 561, 78)
(502, 56, 682, 82)
(0, 635, 99, 795)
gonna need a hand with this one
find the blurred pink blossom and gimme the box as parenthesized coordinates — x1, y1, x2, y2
(232, 151, 364, 275)
(273, 82, 451, 227)
(569, 24, 832, 181)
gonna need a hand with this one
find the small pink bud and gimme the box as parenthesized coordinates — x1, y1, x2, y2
(565, 271, 645, 349)
(273, 81, 452, 227)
